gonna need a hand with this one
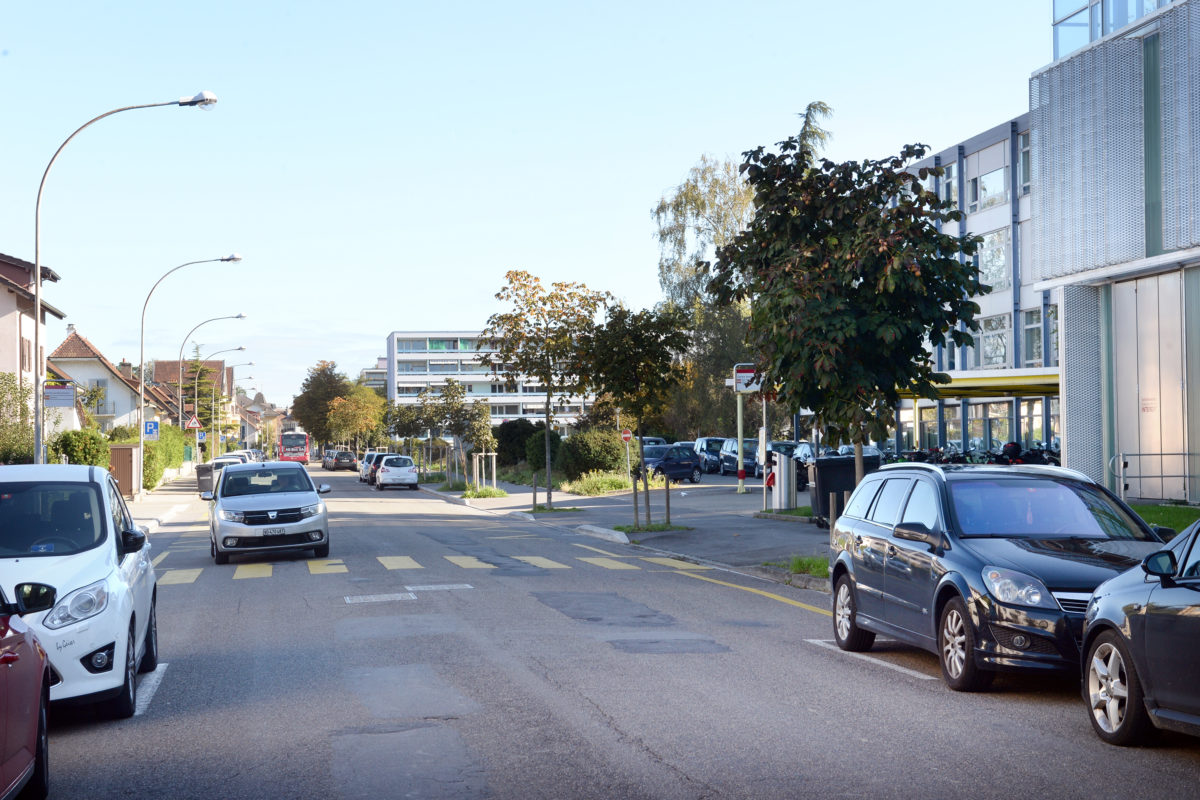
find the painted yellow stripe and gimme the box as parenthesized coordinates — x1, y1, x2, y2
(152, 551, 170, 567)
(445, 556, 495, 569)
(158, 568, 202, 585)
(572, 544, 628, 557)
(675, 571, 832, 616)
(378, 556, 423, 570)
(308, 559, 348, 575)
(640, 557, 712, 570)
(489, 535, 542, 540)
(513, 556, 570, 569)
(234, 564, 272, 579)
(577, 557, 640, 570)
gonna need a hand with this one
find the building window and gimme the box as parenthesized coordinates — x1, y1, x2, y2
(396, 387, 423, 396)
(1018, 133, 1031, 196)
(394, 340, 426, 352)
(979, 314, 1011, 368)
(20, 337, 32, 372)
(395, 362, 427, 374)
(977, 228, 1011, 292)
(429, 362, 459, 374)
(427, 339, 458, 351)
(1023, 309, 1044, 367)
(968, 167, 1007, 213)
(942, 163, 958, 209)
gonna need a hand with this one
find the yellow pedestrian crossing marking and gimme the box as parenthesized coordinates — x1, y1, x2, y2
(234, 564, 272, 579)
(513, 556, 569, 569)
(445, 556, 495, 569)
(159, 568, 202, 585)
(572, 544, 630, 557)
(640, 557, 711, 570)
(378, 556, 423, 570)
(308, 559, 348, 574)
(577, 557, 640, 570)
(152, 551, 170, 567)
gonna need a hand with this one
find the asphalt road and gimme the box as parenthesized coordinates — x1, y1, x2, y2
(46, 468, 1200, 799)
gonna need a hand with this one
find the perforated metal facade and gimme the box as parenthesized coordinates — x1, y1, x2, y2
(1162, 3, 1200, 252)
(1060, 285, 1105, 483)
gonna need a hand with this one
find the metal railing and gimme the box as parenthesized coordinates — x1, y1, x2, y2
(1107, 452, 1196, 502)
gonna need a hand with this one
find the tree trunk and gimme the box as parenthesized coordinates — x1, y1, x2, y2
(543, 396, 553, 509)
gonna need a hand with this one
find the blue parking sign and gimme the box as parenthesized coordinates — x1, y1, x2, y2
(144, 420, 160, 441)
(197, 431, 207, 442)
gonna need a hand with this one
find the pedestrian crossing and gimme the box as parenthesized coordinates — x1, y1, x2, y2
(153, 544, 712, 584)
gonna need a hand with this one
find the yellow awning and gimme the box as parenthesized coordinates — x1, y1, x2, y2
(899, 369, 1061, 399)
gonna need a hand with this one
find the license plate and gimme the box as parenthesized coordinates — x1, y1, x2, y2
(263, 527, 286, 536)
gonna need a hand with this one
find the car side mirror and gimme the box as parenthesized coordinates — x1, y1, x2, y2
(200, 491, 214, 501)
(893, 522, 940, 550)
(318, 484, 332, 494)
(120, 527, 147, 556)
(1142, 549, 1177, 580)
(13, 583, 56, 615)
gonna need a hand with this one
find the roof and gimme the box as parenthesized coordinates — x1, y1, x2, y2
(49, 331, 166, 410)
(0, 252, 61, 283)
(899, 369, 1061, 400)
(0, 271, 67, 320)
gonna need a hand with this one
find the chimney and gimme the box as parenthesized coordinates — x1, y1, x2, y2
(118, 360, 133, 379)
(66, 323, 76, 334)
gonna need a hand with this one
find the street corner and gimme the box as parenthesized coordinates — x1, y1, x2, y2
(574, 524, 630, 545)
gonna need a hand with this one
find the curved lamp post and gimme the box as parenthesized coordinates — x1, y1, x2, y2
(194, 346, 245, 459)
(139, 255, 241, 491)
(33, 91, 219, 463)
(177, 313, 247, 427)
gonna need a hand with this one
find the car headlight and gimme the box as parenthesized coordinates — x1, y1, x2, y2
(42, 579, 109, 630)
(299, 502, 322, 519)
(220, 508, 245, 523)
(982, 566, 1058, 610)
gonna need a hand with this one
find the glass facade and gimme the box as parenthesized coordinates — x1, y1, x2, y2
(1054, 0, 1174, 59)
(977, 229, 1011, 292)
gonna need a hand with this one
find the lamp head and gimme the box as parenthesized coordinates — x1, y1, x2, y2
(235, 313, 247, 319)
(222, 253, 243, 263)
(180, 91, 218, 107)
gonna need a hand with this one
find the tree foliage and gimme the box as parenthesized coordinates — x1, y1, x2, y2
(0, 373, 34, 464)
(52, 428, 109, 467)
(291, 361, 350, 446)
(495, 419, 536, 466)
(481, 270, 609, 507)
(561, 428, 626, 479)
(706, 138, 985, 446)
(327, 384, 385, 450)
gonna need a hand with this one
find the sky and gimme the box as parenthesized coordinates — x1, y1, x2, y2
(0, 1, 1053, 406)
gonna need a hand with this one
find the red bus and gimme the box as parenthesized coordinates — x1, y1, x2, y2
(278, 431, 310, 464)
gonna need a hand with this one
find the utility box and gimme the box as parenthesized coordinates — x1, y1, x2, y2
(809, 454, 881, 525)
(772, 458, 796, 511)
(108, 444, 139, 499)
(196, 463, 215, 494)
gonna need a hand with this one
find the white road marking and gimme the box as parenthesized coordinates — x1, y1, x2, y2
(805, 640, 938, 680)
(404, 584, 474, 592)
(345, 593, 417, 604)
(135, 663, 168, 716)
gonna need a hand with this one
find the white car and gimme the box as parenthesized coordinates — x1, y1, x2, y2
(376, 455, 419, 490)
(0, 464, 158, 719)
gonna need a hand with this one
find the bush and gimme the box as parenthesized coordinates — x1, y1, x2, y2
(525, 429, 562, 470)
(462, 484, 508, 499)
(53, 429, 110, 466)
(563, 470, 631, 495)
(108, 425, 137, 442)
(496, 419, 537, 466)
(561, 428, 625, 479)
(142, 440, 164, 489)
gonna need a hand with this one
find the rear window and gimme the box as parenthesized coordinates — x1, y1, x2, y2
(0, 481, 105, 556)
(845, 478, 883, 519)
(868, 478, 913, 526)
(704, 440, 724, 453)
(383, 456, 414, 467)
(947, 477, 1155, 540)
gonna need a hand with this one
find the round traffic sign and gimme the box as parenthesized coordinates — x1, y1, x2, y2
(621, 429, 632, 442)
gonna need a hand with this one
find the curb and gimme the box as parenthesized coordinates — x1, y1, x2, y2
(574, 524, 630, 544)
(753, 511, 820, 524)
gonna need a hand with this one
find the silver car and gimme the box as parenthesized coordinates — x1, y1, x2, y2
(202, 462, 331, 564)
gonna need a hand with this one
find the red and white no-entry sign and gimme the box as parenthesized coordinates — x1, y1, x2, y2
(621, 429, 632, 442)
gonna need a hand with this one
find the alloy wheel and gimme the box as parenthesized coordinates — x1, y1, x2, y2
(1088, 641, 1129, 734)
(941, 607, 968, 679)
(835, 583, 853, 641)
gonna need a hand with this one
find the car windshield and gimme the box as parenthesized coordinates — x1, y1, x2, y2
(222, 468, 313, 497)
(948, 477, 1155, 540)
(643, 445, 668, 459)
(0, 481, 104, 556)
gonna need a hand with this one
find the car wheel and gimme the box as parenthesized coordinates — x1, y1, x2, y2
(137, 596, 158, 674)
(690, 467, 702, 484)
(411, 484, 419, 491)
(24, 687, 48, 798)
(1086, 630, 1154, 746)
(313, 542, 330, 558)
(754, 464, 762, 479)
(832, 575, 875, 651)
(212, 539, 229, 566)
(938, 596, 993, 692)
(103, 624, 138, 719)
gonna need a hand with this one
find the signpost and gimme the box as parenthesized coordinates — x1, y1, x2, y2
(621, 429, 632, 442)
(185, 415, 202, 430)
(43, 380, 76, 408)
(144, 420, 160, 442)
(197, 430, 207, 442)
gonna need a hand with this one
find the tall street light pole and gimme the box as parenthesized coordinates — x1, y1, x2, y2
(177, 313, 247, 428)
(32, 90, 219, 464)
(195, 346, 245, 459)
(139, 255, 241, 494)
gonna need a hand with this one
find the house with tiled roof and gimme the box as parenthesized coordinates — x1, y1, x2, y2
(49, 326, 168, 434)
(0, 252, 65, 388)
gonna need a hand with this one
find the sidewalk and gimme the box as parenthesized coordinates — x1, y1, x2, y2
(127, 475, 207, 535)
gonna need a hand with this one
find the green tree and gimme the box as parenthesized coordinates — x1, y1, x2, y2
(327, 384, 385, 451)
(494, 418, 536, 466)
(481, 270, 610, 508)
(0, 373, 34, 463)
(291, 361, 350, 448)
(578, 305, 690, 525)
(52, 428, 109, 467)
(706, 138, 984, 480)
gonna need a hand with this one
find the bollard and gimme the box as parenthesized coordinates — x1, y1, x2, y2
(664, 474, 671, 526)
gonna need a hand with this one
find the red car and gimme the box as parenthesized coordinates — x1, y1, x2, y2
(0, 582, 57, 800)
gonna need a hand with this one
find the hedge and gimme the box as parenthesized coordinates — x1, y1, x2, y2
(561, 428, 626, 479)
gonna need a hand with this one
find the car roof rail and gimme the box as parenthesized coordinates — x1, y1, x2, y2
(881, 461, 945, 477)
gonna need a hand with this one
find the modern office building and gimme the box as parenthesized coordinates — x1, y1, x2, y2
(384, 331, 593, 430)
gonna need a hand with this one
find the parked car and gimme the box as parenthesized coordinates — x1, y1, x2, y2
(642, 444, 703, 484)
(0, 464, 158, 719)
(1081, 518, 1200, 745)
(0, 580, 55, 799)
(693, 437, 727, 474)
(209, 455, 245, 475)
(836, 444, 884, 458)
(321, 449, 338, 470)
(204, 462, 331, 564)
(331, 450, 358, 471)
(359, 452, 388, 482)
(376, 455, 419, 490)
(638, 436, 667, 447)
(718, 438, 758, 476)
(830, 462, 1167, 691)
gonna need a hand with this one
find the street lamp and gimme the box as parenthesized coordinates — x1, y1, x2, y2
(177, 313, 247, 427)
(139, 256, 241, 492)
(32, 91, 219, 464)
(194, 346, 244, 459)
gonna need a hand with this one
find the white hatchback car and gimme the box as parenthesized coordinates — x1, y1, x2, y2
(0, 464, 158, 719)
(376, 455, 419, 490)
